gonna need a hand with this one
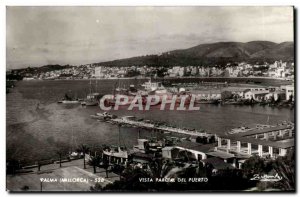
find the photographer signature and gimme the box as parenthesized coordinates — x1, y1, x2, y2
(250, 173, 282, 182)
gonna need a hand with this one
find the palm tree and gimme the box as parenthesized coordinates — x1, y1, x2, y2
(37, 161, 42, 171)
(89, 155, 102, 173)
(56, 150, 63, 168)
(102, 158, 110, 178)
(79, 144, 89, 169)
(147, 158, 176, 178)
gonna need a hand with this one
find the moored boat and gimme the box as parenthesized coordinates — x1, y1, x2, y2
(58, 93, 80, 104)
(84, 80, 102, 106)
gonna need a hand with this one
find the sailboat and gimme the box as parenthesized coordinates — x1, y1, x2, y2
(84, 80, 101, 106)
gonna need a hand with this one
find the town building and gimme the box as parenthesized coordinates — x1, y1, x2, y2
(284, 84, 294, 101)
(244, 90, 269, 101)
(216, 125, 294, 168)
(94, 66, 105, 78)
(162, 141, 215, 161)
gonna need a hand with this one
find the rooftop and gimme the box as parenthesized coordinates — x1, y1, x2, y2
(238, 137, 294, 149)
(222, 87, 250, 92)
(175, 141, 215, 153)
(162, 146, 174, 151)
(206, 151, 235, 159)
(244, 90, 269, 94)
(230, 125, 292, 138)
(220, 134, 294, 149)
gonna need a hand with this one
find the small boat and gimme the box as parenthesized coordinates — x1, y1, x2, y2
(195, 99, 219, 104)
(91, 112, 116, 120)
(58, 93, 80, 104)
(228, 126, 254, 134)
(86, 93, 101, 106)
(62, 100, 80, 104)
(102, 124, 129, 164)
(84, 80, 102, 106)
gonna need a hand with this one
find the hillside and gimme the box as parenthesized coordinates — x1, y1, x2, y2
(95, 41, 293, 67)
(250, 41, 294, 60)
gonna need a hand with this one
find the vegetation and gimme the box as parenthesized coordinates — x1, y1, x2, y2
(55, 142, 69, 168)
(272, 150, 295, 191)
(242, 150, 295, 191)
(88, 155, 102, 173)
(78, 144, 89, 169)
(87, 149, 295, 191)
(96, 158, 255, 191)
(21, 185, 29, 191)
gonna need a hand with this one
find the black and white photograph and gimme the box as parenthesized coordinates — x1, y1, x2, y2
(5, 6, 295, 192)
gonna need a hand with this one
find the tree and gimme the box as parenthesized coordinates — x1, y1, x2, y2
(272, 150, 295, 191)
(89, 155, 102, 173)
(79, 144, 89, 169)
(288, 94, 293, 102)
(147, 158, 176, 178)
(209, 136, 216, 143)
(55, 142, 69, 168)
(21, 185, 29, 191)
(6, 159, 20, 175)
(275, 96, 281, 104)
(242, 155, 266, 178)
(102, 159, 110, 178)
(37, 161, 42, 172)
(269, 95, 275, 104)
(90, 183, 103, 191)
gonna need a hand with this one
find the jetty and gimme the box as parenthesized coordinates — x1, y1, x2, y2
(109, 116, 214, 138)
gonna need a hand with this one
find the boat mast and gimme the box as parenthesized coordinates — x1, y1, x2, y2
(118, 124, 121, 146)
(89, 79, 92, 94)
(95, 79, 98, 93)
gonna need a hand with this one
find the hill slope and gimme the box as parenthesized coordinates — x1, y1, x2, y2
(95, 41, 293, 67)
(250, 41, 294, 60)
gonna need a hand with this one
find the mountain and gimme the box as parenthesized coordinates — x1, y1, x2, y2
(14, 64, 72, 75)
(95, 41, 294, 67)
(168, 41, 277, 58)
(250, 41, 294, 60)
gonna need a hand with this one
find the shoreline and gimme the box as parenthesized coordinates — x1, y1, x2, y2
(20, 76, 292, 81)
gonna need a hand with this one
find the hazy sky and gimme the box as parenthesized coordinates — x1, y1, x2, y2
(7, 6, 294, 69)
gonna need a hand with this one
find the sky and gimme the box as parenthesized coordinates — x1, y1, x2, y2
(6, 6, 294, 69)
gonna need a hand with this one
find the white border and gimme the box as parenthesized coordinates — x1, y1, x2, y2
(1, 1, 299, 197)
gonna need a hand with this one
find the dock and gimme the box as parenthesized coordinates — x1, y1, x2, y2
(110, 117, 214, 138)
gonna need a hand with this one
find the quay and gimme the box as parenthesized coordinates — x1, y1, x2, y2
(95, 114, 294, 169)
(109, 116, 215, 138)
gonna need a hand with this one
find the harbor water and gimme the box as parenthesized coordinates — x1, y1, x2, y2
(6, 79, 294, 164)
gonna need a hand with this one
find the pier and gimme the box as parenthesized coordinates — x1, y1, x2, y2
(109, 116, 214, 138)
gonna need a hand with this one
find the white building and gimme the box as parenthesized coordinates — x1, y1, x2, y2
(94, 66, 105, 78)
(264, 91, 286, 101)
(285, 85, 294, 101)
(244, 90, 269, 101)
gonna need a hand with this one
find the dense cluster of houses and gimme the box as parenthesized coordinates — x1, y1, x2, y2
(20, 60, 294, 80)
(92, 60, 294, 79)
